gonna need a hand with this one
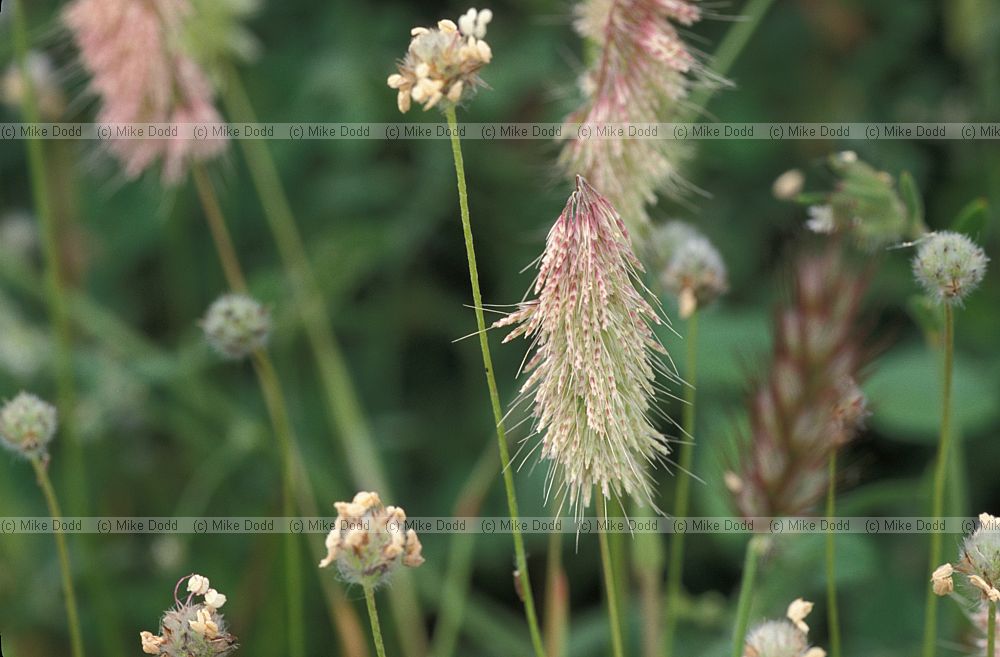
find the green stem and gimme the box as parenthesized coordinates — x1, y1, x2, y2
(599, 494, 626, 657)
(826, 451, 842, 657)
(544, 531, 568, 657)
(664, 311, 698, 657)
(191, 164, 304, 657)
(732, 537, 764, 657)
(365, 584, 389, 657)
(31, 458, 85, 657)
(988, 600, 997, 657)
(923, 305, 954, 657)
(444, 105, 546, 657)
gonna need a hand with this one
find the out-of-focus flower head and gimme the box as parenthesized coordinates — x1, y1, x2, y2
(0, 392, 58, 459)
(2, 50, 67, 120)
(200, 294, 271, 360)
(654, 221, 728, 318)
(743, 599, 826, 657)
(493, 176, 677, 516)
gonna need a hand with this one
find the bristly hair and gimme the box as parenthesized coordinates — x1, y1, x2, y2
(493, 175, 680, 518)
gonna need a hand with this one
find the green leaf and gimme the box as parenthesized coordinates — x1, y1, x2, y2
(951, 197, 989, 238)
(865, 344, 1000, 442)
(899, 170, 925, 234)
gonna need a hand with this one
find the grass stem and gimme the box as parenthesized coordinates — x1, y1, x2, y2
(732, 536, 764, 657)
(988, 600, 997, 657)
(598, 494, 626, 657)
(826, 450, 842, 657)
(365, 583, 389, 657)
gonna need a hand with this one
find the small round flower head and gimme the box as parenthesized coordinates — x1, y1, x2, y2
(958, 512, 1000, 591)
(660, 233, 728, 318)
(387, 8, 492, 113)
(319, 491, 424, 587)
(744, 601, 825, 657)
(912, 231, 988, 305)
(0, 392, 57, 458)
(2, 51, 66, 120)
(201, 294, 271, 359)
(140, 574, 237, 656)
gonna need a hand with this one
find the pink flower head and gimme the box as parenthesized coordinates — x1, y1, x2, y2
(494, 176, 676, 515)
(64, 0, 226, 185)
(561, 0, 711, 235)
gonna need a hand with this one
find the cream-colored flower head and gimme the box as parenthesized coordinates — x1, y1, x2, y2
(140, 574, 237, 656)
(0, 392, 58, 458)
(935, 512, 1000, 602)
(319, 491, 424, 587)
(743, 599, 825, 657)
(387, 8, 492, 112)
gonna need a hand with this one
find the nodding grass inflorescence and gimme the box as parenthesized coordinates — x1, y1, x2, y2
(0, 391, 58, 458)
(318, 491, 424, 587)
(655, 221, 728, 318)
(561, 0, 714, 235)
(727, 247, 870, 519)
(200, 294, 271, 360)
(742, 599, 827, 657)
(933, 513, 1000, 602)
(912, 231, 989, 306)
(387, 8, 493, 113)
(493, 175, 677, 516)
(140, 573, 237, 656)
(63, 0, 227, 184)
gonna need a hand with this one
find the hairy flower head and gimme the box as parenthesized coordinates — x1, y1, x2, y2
(743, 599, 825, 657)
(200, 294, 271, 360)
(64, 0, 227, 184)
(319, 491, 424, 587)
(656, 221, 728, 318)
(493, 176, 675, 515)
(912, 231, 988, 305)
(140, 573, 237, 656)
(0, 392, 58, 458)
(388, 8, 492, 113)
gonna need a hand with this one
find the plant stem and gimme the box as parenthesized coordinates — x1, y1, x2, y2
(444, 105, 546, 657)
(988, 600, 997, 657)
(923, 304, 954, 657)
(598, 494, 627, 657)
(31, 457, 85, 657)
(826, 450, 842, 657)
(191, 164, 304, 657)
(664, 311, 698, 657)
(365, 584, 389, 657)
(544, 531, 569, 657)
(732, 536, 764, 657)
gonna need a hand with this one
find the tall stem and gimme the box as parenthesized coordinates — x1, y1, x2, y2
(598, 494, 626, 657)
(923, 305, 954, 657)
(544, 531, 569, 657)
(988, 600, 997, 657)
(444, 105, 546, 657)
(31, 458, 85, 657)
(826, 451, 842, 657)
(191, 164, 305, 657)
(664, 311, 698, 657)
(732, 536, 764, 657)
(364, 583, 388, 657)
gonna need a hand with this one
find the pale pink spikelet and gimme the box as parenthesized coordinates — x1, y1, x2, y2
(561, 0, 711, 235)
(64, 0, 226, 185)
(493, 176, 677, 516)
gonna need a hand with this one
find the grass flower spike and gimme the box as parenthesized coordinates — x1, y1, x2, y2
(64, 0, 227, 183)
(387, 8, 492, 113)
(200, 294, 271, 359)
(494, 175, 674, 515)
(912, 231, 989, 305)
(0, 391, 58, 458)
(139, 574, 237, 656)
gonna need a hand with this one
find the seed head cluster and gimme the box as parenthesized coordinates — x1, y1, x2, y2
(201, 294, 271, 360)
(387, 8, 493, 113)
(140, 573, 236, 656)
(912, 231, 988, 305)
(493, 176, 675, 516)
(0, 392, 58, 459)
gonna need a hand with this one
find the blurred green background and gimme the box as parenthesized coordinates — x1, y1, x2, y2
(2, 1, 1000, 656)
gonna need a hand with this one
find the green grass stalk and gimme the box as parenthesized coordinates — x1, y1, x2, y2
(598, 494, 626, 657)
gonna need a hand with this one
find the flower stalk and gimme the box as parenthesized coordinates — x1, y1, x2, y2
(732, 536, 765, 657)
(598, 494, 626, 657)
(364, 584, 388, 657)
(825, 451, 841, 657)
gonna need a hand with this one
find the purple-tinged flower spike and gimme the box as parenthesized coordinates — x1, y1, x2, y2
(561, 0, 713, 235)
(493, 176, 677, 516)
(727, 248, 870, 519)
(743, 599, 827, 657)
(912, 231, 989, 306)
(64, 0, 227, 185)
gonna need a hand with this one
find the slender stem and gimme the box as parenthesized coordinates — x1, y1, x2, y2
(664, 311, 698, 657)
(988, 600, 997, 657)
(365, 584, 389, 657)
(31, 458, 85, 657)
(923, 305, 954, 657)
(544, 531, 569, 657)
(444, 105, 546, 657)
(598, 494, 626, 657)
(191, 164, 304, 657)
(732, 537, 763, 657)
(826, 451, 842, 657)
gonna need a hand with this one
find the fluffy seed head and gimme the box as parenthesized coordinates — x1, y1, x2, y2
(319, 491, 424, 587)
(388, 8, 492, 113)
(63, 0, 227, 184)
(493, 176, 675, 516)
(140, 574, 237, 656)
(201, 294, 271, 360)
(657, 223, 728, 318)
(0, 392, 58, 458)
(912, 231, 988, 305)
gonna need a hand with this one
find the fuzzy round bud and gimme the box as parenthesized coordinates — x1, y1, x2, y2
(0, 392, 58, 458)
(201, 294, 271, 359)
(912, 231, 988, 305)
(661, 234, 728, 318)
(319, 491, 424, 587)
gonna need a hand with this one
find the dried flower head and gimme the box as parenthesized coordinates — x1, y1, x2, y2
(561, 0, 713, 235)
(387, 8, 492, 113)
(493, 176, 675, 515)
(931, 562, 954, 596)
(2, 51, 66, 120)
(730, 248, 869, 518)
(64, 0, 227, 184)
(200, 294, 271, 360)
(743, 599, 825, 657)
(657, 222, 728, 318)
(912, 231, 988, 305)
(140, 573, 237, 656)
(319, 491, 424, 587)
(0, 392, 58, 458)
